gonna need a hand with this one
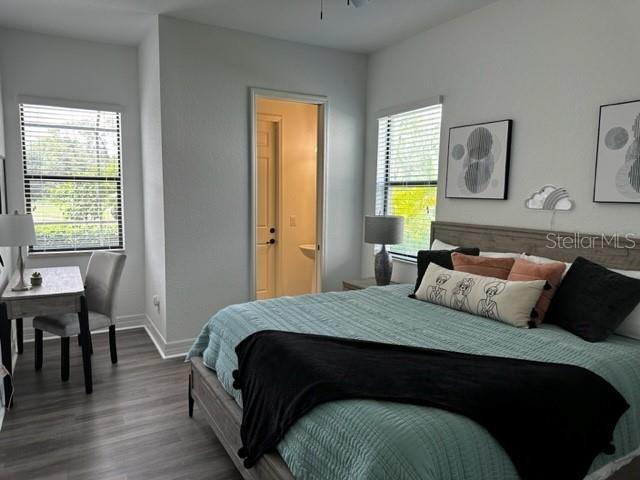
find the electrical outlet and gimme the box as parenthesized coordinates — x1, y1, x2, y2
(0, 364, 9, 378)
(153, 295, 160, 311)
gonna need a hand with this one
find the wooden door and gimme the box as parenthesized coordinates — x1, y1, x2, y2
(256, 117, 278, 299)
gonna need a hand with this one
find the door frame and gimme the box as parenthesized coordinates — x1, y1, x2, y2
(249, 87, 328, 300)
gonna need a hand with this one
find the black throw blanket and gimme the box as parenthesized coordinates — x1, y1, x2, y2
(232, 331, 628, 480)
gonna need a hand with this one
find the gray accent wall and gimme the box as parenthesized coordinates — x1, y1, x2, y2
(0, 27, 146, 321)
(142, 17, 368, 343)
(139, 19, 168, 341)
(363, 0, 640, 283)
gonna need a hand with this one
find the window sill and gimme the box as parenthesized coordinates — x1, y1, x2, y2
(390, 255, 417, 265)
(28, 249, 125, 258)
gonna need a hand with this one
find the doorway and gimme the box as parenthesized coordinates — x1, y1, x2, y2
(250, 89, 327, 300)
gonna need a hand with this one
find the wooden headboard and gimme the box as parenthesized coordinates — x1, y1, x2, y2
(431, 221, 640, 270)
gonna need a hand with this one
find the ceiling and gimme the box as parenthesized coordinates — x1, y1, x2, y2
(0, 0, 496, 53)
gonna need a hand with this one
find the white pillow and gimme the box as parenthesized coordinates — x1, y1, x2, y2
(481, 251, 523, 259)
(431, 238, 458, 250)
(612, 269, 640, 339)
(415, 263, 546, 328)
(430, 238, 522, 258)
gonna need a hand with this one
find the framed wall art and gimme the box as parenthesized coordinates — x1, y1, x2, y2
(445, 119, 512, 200)
(594, 99, 640, 204)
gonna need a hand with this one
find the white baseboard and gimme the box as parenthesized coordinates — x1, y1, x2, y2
(17, 312, 193, 358)
(21, 313, 148, 342)
(143, 315, 193, 359)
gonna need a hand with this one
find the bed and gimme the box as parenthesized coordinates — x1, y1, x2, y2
(187, 222, 640, 480)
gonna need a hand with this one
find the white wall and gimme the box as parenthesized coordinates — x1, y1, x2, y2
(0, 28, 146, 323)
(363, 0, 640, 284)
(139, 19, 167, 340)
(0, 72, 9, 289)
(156, 17, 368, 342)
(0, 72, 12, 414)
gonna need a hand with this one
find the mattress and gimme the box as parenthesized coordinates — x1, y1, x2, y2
(187, 284, 640, 480)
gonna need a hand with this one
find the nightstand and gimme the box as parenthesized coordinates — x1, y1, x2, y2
(342, 278, 396, 291)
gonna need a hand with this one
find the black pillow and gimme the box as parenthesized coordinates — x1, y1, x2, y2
(411, 247, 480, 296)
(546, 256, 640, 342)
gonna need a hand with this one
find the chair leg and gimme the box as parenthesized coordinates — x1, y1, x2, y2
(35, 329, 43, 370)
(61, 337, 70, 381)
(77, 331, 94, 354)
(109, 325, 117, 364)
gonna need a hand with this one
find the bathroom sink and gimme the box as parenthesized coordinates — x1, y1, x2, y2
(299, 244, 316, 259)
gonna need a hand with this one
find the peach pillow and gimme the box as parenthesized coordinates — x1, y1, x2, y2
(508, 258, 565, 324)
(451, 253, 515, 280)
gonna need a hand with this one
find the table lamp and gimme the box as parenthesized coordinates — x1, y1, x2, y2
(0, 211, 36, 291)
(364, 215, 404, 286)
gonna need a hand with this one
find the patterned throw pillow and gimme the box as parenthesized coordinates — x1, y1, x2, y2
(415, 263, 546, 328)
(508, 258, 565, 324)
(451, 252, 516, 279)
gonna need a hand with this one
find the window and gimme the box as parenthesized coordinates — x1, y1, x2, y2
(375, 102, 442, 259)
(20, 103, 124, 253)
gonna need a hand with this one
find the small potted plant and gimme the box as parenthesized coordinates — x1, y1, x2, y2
(31, 271, 43, 287)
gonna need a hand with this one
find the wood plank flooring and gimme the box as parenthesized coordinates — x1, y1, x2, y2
(0, 328, 242, 480)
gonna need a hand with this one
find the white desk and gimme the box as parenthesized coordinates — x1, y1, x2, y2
(0, 267, 93, 407)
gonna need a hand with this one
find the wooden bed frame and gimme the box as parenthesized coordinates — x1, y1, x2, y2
(430, 221, 640, 269)
(189, 221, 640, 480)
(189, 357, 294, 480)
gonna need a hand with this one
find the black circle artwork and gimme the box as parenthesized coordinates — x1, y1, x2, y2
(462, 127, 495, 193)
(451, 143, 465, 160)
(604, 126, 629, 150)
(606, 113, 640, 198)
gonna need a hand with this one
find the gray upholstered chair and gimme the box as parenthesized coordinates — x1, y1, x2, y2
(33, 252, 126, 381)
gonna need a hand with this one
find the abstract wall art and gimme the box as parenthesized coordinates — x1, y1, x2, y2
(594, 99, 640, 203)
(525, 185, 574, 211)
(445, 119, 512, 200)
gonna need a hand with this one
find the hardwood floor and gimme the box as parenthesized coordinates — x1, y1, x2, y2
(0, 328, 242, 480)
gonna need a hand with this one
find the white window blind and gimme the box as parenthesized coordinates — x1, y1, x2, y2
(375, 103, 442, 258)
(20, 103, 124, 252)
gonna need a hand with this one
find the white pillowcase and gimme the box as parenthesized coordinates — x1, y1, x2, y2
(481, 251, 523, 259)
(612, 269, 640, 340)
(430, 238, 522, 259)
(415, 263, 546, 328)
(430, 238, 457, 250)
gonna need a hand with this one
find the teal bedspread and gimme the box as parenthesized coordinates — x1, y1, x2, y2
(187, 285, 640, 480)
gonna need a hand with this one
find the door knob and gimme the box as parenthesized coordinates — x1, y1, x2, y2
(264, 239, 276, 245)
